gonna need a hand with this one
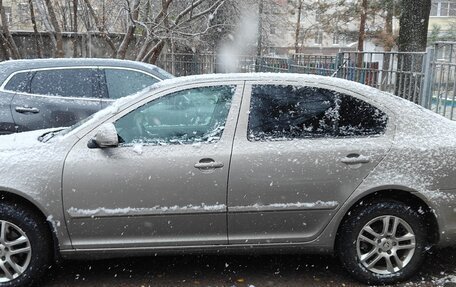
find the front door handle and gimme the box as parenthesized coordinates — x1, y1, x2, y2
(194, 158, 224, 170)
(341, 154, 371, 165)
(15, 106, 40, 114)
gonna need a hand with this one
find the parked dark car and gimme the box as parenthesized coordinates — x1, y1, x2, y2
(0, 58, 173, 134)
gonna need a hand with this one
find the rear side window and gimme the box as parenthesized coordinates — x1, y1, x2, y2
(30, 69, 95, 98)
(104, 69, 159, 99)
(248, 84, 387, 141)
(4, 72, 31, 93)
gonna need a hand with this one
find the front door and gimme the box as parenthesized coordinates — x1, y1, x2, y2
(228, 82, 394, 244)
(11, 68, 102, 132)
(63, 83, 243, 249)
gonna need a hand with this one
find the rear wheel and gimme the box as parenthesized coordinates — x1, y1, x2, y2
(0, 202, 53, 287)
(336, 200, 428, 285)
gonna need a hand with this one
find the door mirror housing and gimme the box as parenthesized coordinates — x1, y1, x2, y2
(88, 123, 119, 148)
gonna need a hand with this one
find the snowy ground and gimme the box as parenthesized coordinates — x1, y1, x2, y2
(44, 247, 456, 287)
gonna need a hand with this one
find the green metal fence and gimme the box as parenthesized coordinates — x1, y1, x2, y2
(155, 43, 456, 119)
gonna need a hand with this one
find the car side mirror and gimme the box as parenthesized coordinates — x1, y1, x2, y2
(88, 123, 119, 149)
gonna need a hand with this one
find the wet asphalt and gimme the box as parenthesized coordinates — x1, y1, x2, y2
(43, 247, 456, 287)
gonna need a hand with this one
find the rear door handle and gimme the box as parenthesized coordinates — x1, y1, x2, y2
(194, 158, 224, 170)
(341, 154, 370, 165)
(15, 106, 40, 114)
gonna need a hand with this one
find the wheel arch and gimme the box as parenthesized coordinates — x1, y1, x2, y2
(334, 188, 440, 247)
(0, 189, 60, 260)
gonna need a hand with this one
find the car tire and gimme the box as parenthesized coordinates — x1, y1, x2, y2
(0, 201, 53, 287)
(336, 200, 428, 285)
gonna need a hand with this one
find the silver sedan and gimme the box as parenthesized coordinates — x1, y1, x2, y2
(0, 73, 455, 286)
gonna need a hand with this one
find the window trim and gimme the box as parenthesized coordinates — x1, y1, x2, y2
(74, 80, 245, 147)
(0, 66, 162, 101)
(241, 81, 395, 142)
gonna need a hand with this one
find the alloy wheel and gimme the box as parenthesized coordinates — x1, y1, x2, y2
(0, 220, 32, 283)
(356, 215, 416, 275)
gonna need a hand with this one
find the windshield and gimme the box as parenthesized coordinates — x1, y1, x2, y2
(57, 113, 97, 138)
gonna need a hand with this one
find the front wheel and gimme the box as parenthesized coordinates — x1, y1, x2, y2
(336, 200, 428, 285)
(0, 202, 53, 287)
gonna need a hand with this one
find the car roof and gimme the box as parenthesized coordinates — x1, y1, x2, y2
(145, 72, 443, 124)
(69, 72, 456, 139)
(149, 72, 386, 97)
(0, 58, 173, 84)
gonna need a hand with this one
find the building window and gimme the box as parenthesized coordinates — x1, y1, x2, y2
(332, 33, 340, 45)
(450, 2, 456, 16)
(315, 31, 323, 45)
(315, 10, 322, 22)
(431, 2, 439, 16)
(432, 1, 456, 17)
(4, 6, 11, 25)
(18, 3, 29, 23)
(270, 25, 276, 35)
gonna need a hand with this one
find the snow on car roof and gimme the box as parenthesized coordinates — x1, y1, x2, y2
(0, 58, 171, 84)
(63, 72, 456, 139)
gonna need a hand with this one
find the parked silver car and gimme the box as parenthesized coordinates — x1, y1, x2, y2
(0, 73, 455, 286)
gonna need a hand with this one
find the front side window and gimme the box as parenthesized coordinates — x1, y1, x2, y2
(104, 69, 159, 99)
(248, 85, 387, 141)
(4, 72, 31, 93)
(30, 69, 95, 98)
(115, 86, 235, 145)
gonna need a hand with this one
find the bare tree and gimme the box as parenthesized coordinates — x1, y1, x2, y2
(138, 0, 228, 63)
(293, 0, 302, 54)
(396, 0, 432, 102)
(117, 0, 141, 59)
(29, 0, 43, 58)
(72, 0, 79, 57)
(0, 0, 232, 61)
(44, 0, 65, 57)
(256, 0, 263, 58)
(357, 0, 367, 68)
(398, 0, 431, 52)
(0, 0, 21, 59)
(83, 0, 117, 56)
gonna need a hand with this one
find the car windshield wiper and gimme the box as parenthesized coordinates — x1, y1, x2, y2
(38, 128, 66, 143)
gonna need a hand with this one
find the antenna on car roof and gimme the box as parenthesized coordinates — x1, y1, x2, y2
(331, 59, 348, 78)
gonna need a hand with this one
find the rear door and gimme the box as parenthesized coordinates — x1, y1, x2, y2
(227, 82, 394, 244)
(11, 68, 102, 132)
(100, 68, 161, 108)
(0, 90, 14, 134)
